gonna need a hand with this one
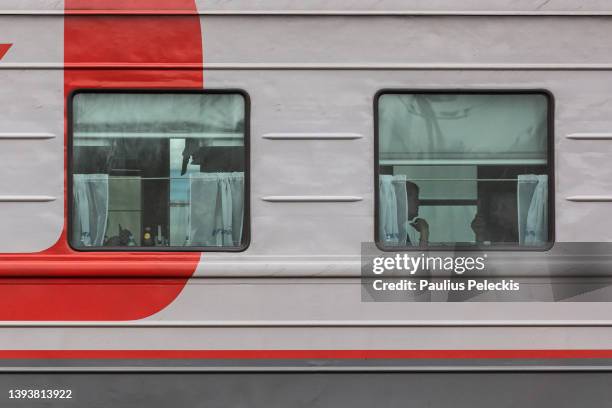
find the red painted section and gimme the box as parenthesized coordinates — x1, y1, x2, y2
(0, 350, 611, 360)
(0, 44, 11, 60)
(67, 0, 198, 10)
(0, 2, 203, 320)
(64, 11, 201, 15)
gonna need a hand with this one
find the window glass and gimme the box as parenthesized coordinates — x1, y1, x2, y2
(71, 92, 247, 250)
(377, 92, 551, 249)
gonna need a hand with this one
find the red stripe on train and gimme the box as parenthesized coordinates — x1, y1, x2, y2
(66, 0, 199, 10)
(0, 350, 611, 360)
(0, 1, 202, 320)
(0, 44, 11, 60)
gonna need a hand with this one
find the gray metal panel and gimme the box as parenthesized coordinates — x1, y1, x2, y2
(4, 358, 612, 369)
(196, 0, 612, 12)
(2, 0, 612, 13)
(2, 325, 612, 349)
(201, 16, 612, 64)
(173, 67, 612, 332)
(196, 69, 612, 262)
(0, 17, 63, 252)
(0, 1, 63, 10)
(4, 372, 612, 408)
(152, 278, 612, 324)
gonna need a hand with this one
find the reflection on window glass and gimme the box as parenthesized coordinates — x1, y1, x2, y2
(71, 92, 247, 249)
(377, 92, 551, 248)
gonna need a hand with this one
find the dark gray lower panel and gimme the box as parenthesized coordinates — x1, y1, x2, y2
(0, 372, 611, 408)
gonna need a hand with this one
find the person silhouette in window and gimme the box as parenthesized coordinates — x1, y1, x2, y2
(470, 193, 518, 245)
(406, 181, 430, 247)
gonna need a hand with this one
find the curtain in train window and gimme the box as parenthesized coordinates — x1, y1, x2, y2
(71, 92, 247, 249)
(377, 92, 551, 248)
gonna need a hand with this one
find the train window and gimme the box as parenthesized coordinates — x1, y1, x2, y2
(376, 91, 552, 249)
(69, 90, 248, 251)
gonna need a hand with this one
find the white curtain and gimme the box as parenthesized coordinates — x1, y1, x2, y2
(72, 174, 109, 247)
(517, 174, 548, 245)
(189, 172, 244, 247)
(379, 175, 419, 246)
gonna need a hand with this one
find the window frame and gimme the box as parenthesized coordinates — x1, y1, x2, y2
(67, 88, 251, 252)
(373, 88, 555, 252)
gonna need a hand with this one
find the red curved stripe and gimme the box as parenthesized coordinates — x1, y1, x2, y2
(67, 0, 198, 10)
(0, 44, 11, 60)
(0, 1, 203, 320)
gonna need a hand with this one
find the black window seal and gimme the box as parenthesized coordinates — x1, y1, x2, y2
(67, 88, 251, 253)
(373, 88, 555, 252)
